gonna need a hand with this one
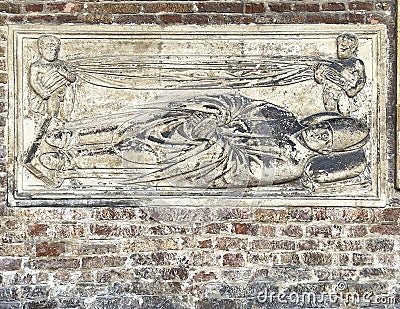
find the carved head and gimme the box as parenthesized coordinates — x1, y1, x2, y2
(301, 114, 369, 154)
(326, 117, 369, 152)
(337, 33, 358, 59)
(301, 122, 333, 155)
(37, 35, 61, 62)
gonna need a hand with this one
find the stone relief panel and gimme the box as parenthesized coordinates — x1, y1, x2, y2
(7, 25, 387, 206)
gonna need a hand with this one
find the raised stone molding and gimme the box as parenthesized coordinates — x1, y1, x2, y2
(7, 24, 387, 206)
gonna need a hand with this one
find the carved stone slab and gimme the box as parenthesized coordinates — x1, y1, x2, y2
(7, 25, 387, 206)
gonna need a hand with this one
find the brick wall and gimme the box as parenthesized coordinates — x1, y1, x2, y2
(0, 1, 398, 308)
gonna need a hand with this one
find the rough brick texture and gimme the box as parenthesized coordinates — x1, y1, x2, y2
(0, 0, 398, 308)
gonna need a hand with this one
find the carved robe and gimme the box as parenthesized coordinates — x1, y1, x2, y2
(112, 94, 314, 188)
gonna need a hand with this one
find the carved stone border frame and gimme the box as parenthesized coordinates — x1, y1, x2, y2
(7, 24, 388, 207)
(397, 2, 400, 189)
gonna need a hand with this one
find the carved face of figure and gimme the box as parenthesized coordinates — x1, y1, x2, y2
(301, 122, 333, 154)
(337, 36, 357, 60)
(39, 40, 60, 62)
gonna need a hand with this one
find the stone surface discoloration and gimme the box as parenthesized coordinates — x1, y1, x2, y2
(8, 25, 387, 206)
(0, 1, 398, 308)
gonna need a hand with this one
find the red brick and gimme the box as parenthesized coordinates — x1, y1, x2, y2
(342, 208, 370, 222)
(82, 256, 126, 268)
(29, 258, 80, 270)
(353, 253, 373, 266)
(80, 243, 118, 255)
(188, 251, 217, 266)
(322, 3, 346, 11)
(294, 3, 320, 12)
(36, 242, 65, 257)
(92, 208, 137, 220)
(25, 4, 43, 12)
(269, 3, 291, 12)
(193, 271, 217, 282)
(349, 2, 373, 10)
(46, 3, 67, 12)
(366, 13, 389, 24)
(370, 225, 400, 235)
(222, 269, 252, 281)
(251, 239, 295, 250)
(197, 2, 243, 13)
(80, 13, 113, 24)
(54, 270, 70, 281)
(0, 2, 21, 14)
(198, 239, 212, 249)
(159, 14, 182, 24)
(344, 225, 368, 237)
(99, 270, 130, 283)
(257, 225, 275, 237)
(324, 239, 362, 251)
(302, 252, 332, 266)
(143, 3, 193, 13)
(348, 12, 366, 23)
(0, 258, 21, 271)
(380, 208, 400, 221)
(306, 225, 331, 237)
(222, 253, 245, 267)
(26, 14, 55, 23)
(305, 13, 348, 24)
(313, 208, 343, 221)
(280, 252, 300, 265)
(63, 2, 84, 13)
(203, 223, 230, 234)
(307, 225, 342, 237)
(129, 238, 180, 252)
(53, 224, 85, 239)
(249, 252, 278, 264)
(233, 223, 258, 235)
(254, 209, 288, 223)
(132, 267, 160, 280)
(209, 15, 254, 25)
(182, 14, 209, 25)
(289, 208, 313, 222)
(90, 224, 112, 236)
(130, 252, 177, 266)
(148, 224, 189, 235)
(224, 208, 251, 220)
(376, 253, 396, 266)
(245, 3, 265, 14)
(8, 15, 23, 23)
(372, 208, 400, 223)
(114, 15, 158, 25)
(281, 225, 303, 237)
(161, 267, 189, 280)
(4, 220, 19, 229)
(87, 3, 141, 14)
(90, 224, 140, 237)
(150, 252, 177, 266)
(56, 14, 79, 23)
(216, 237, 247, 251)
(296, 239, 319, 251)
(365, 239, 394, 252)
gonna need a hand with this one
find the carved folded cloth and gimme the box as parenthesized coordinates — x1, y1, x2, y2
(67, 55, 326, 90)
(113, 94, 307, 188)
